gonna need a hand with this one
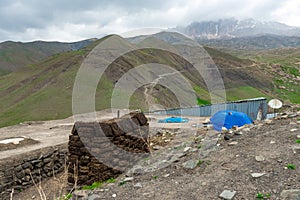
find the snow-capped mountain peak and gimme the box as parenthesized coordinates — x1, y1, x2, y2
(179, 18, 300, 39)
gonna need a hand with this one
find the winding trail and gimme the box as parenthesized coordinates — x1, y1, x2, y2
(143, 70, 185, 110)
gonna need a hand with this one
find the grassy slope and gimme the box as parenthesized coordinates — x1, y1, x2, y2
(226, 86, 270, 101)
(247, 48, 300, 66)
(203, 44, 300, 104)
(0, 51, 81, 127)
(0, 36, 276, 128)
(0, 38, 106, 127)
(203, 47, 274, 99)
(0, 39, 94, 72)
(135, 35, 272, 103)
(232, 48, 300, 104)
(0, 68, 10, 76)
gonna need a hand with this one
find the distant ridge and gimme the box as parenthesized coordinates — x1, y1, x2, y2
(0, 38, 96, 72)
(175, 18, 300, 39)
(199, 34, 300, 50)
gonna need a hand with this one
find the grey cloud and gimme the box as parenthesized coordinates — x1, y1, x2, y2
(0, 0, 298, 42)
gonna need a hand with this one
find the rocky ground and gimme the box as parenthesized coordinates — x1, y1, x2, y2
(12, 111, 300, 200)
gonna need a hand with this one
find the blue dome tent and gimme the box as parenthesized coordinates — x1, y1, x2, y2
(210, 110, 253, 132)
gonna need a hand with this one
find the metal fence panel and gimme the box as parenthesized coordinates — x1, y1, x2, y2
(149, 97, 267, 121)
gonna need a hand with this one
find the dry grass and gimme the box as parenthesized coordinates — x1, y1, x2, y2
(30, 170, 46, 200)
(11, 159, 75, 200)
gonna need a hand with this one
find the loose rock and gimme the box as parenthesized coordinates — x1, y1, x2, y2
(72, 190, 89, 200)
(228, 141, 238, 146)
(153, 146, 162, 150)
(280, 189, 300, 199)
(222, 127, 228, 132)
(255, 155, 265, 162)
(234, 132, 243, 135)
(288, 114, 298, 118)
(251, 173, 266, 178)
(133, 182, 143, 188)
(224, 135, 233, 140)
(292, 146, 300, 154)
(122, 177, 134, 183)
(183, 147, 191, 152)
(264, 119, 273, 124)
(163, 174, 170, 178)
(219, 190, 236, 200)
(182, 159, 198, 169)
(232, 126, 240, 131)
(243, 128, 250, 132)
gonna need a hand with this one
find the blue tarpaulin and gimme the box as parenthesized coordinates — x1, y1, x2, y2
(210, 110, 253, 132)
(158, 117, 189, 123)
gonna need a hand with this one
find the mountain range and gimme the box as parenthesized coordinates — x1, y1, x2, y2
(176, 18, 300, 39)
(1, 18, 300, 75)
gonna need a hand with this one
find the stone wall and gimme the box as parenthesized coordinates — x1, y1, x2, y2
(0, 144, 67, 199)
(68, 112, 150, 189)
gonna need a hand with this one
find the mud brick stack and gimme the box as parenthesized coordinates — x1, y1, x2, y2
(68, 112, 150, 188)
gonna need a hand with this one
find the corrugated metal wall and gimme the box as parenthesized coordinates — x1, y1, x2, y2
(148, 97, 267, 121)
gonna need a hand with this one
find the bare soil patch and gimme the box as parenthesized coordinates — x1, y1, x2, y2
(0, 137, 39, 151)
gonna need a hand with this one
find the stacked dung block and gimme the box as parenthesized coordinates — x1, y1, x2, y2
(68, 112, 149, 188)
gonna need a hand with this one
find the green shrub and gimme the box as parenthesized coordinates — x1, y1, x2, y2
(82, 181, 103, 190)
(82, 177, 116, 190)
(256, 192, 270, 199)
(287, 164, 296, 170)
(152, 175, 158, 180)
(197, 160, 204, 166)
(256, 193, 264, 199)
(65, 193, 72, 200)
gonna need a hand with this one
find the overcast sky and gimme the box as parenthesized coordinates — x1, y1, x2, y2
(1, 0, 299, 42)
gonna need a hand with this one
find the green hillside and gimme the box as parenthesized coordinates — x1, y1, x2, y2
(0, 34, 277, 128)
(0, 39, 95, 72)
(232, 47, 300, 104)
